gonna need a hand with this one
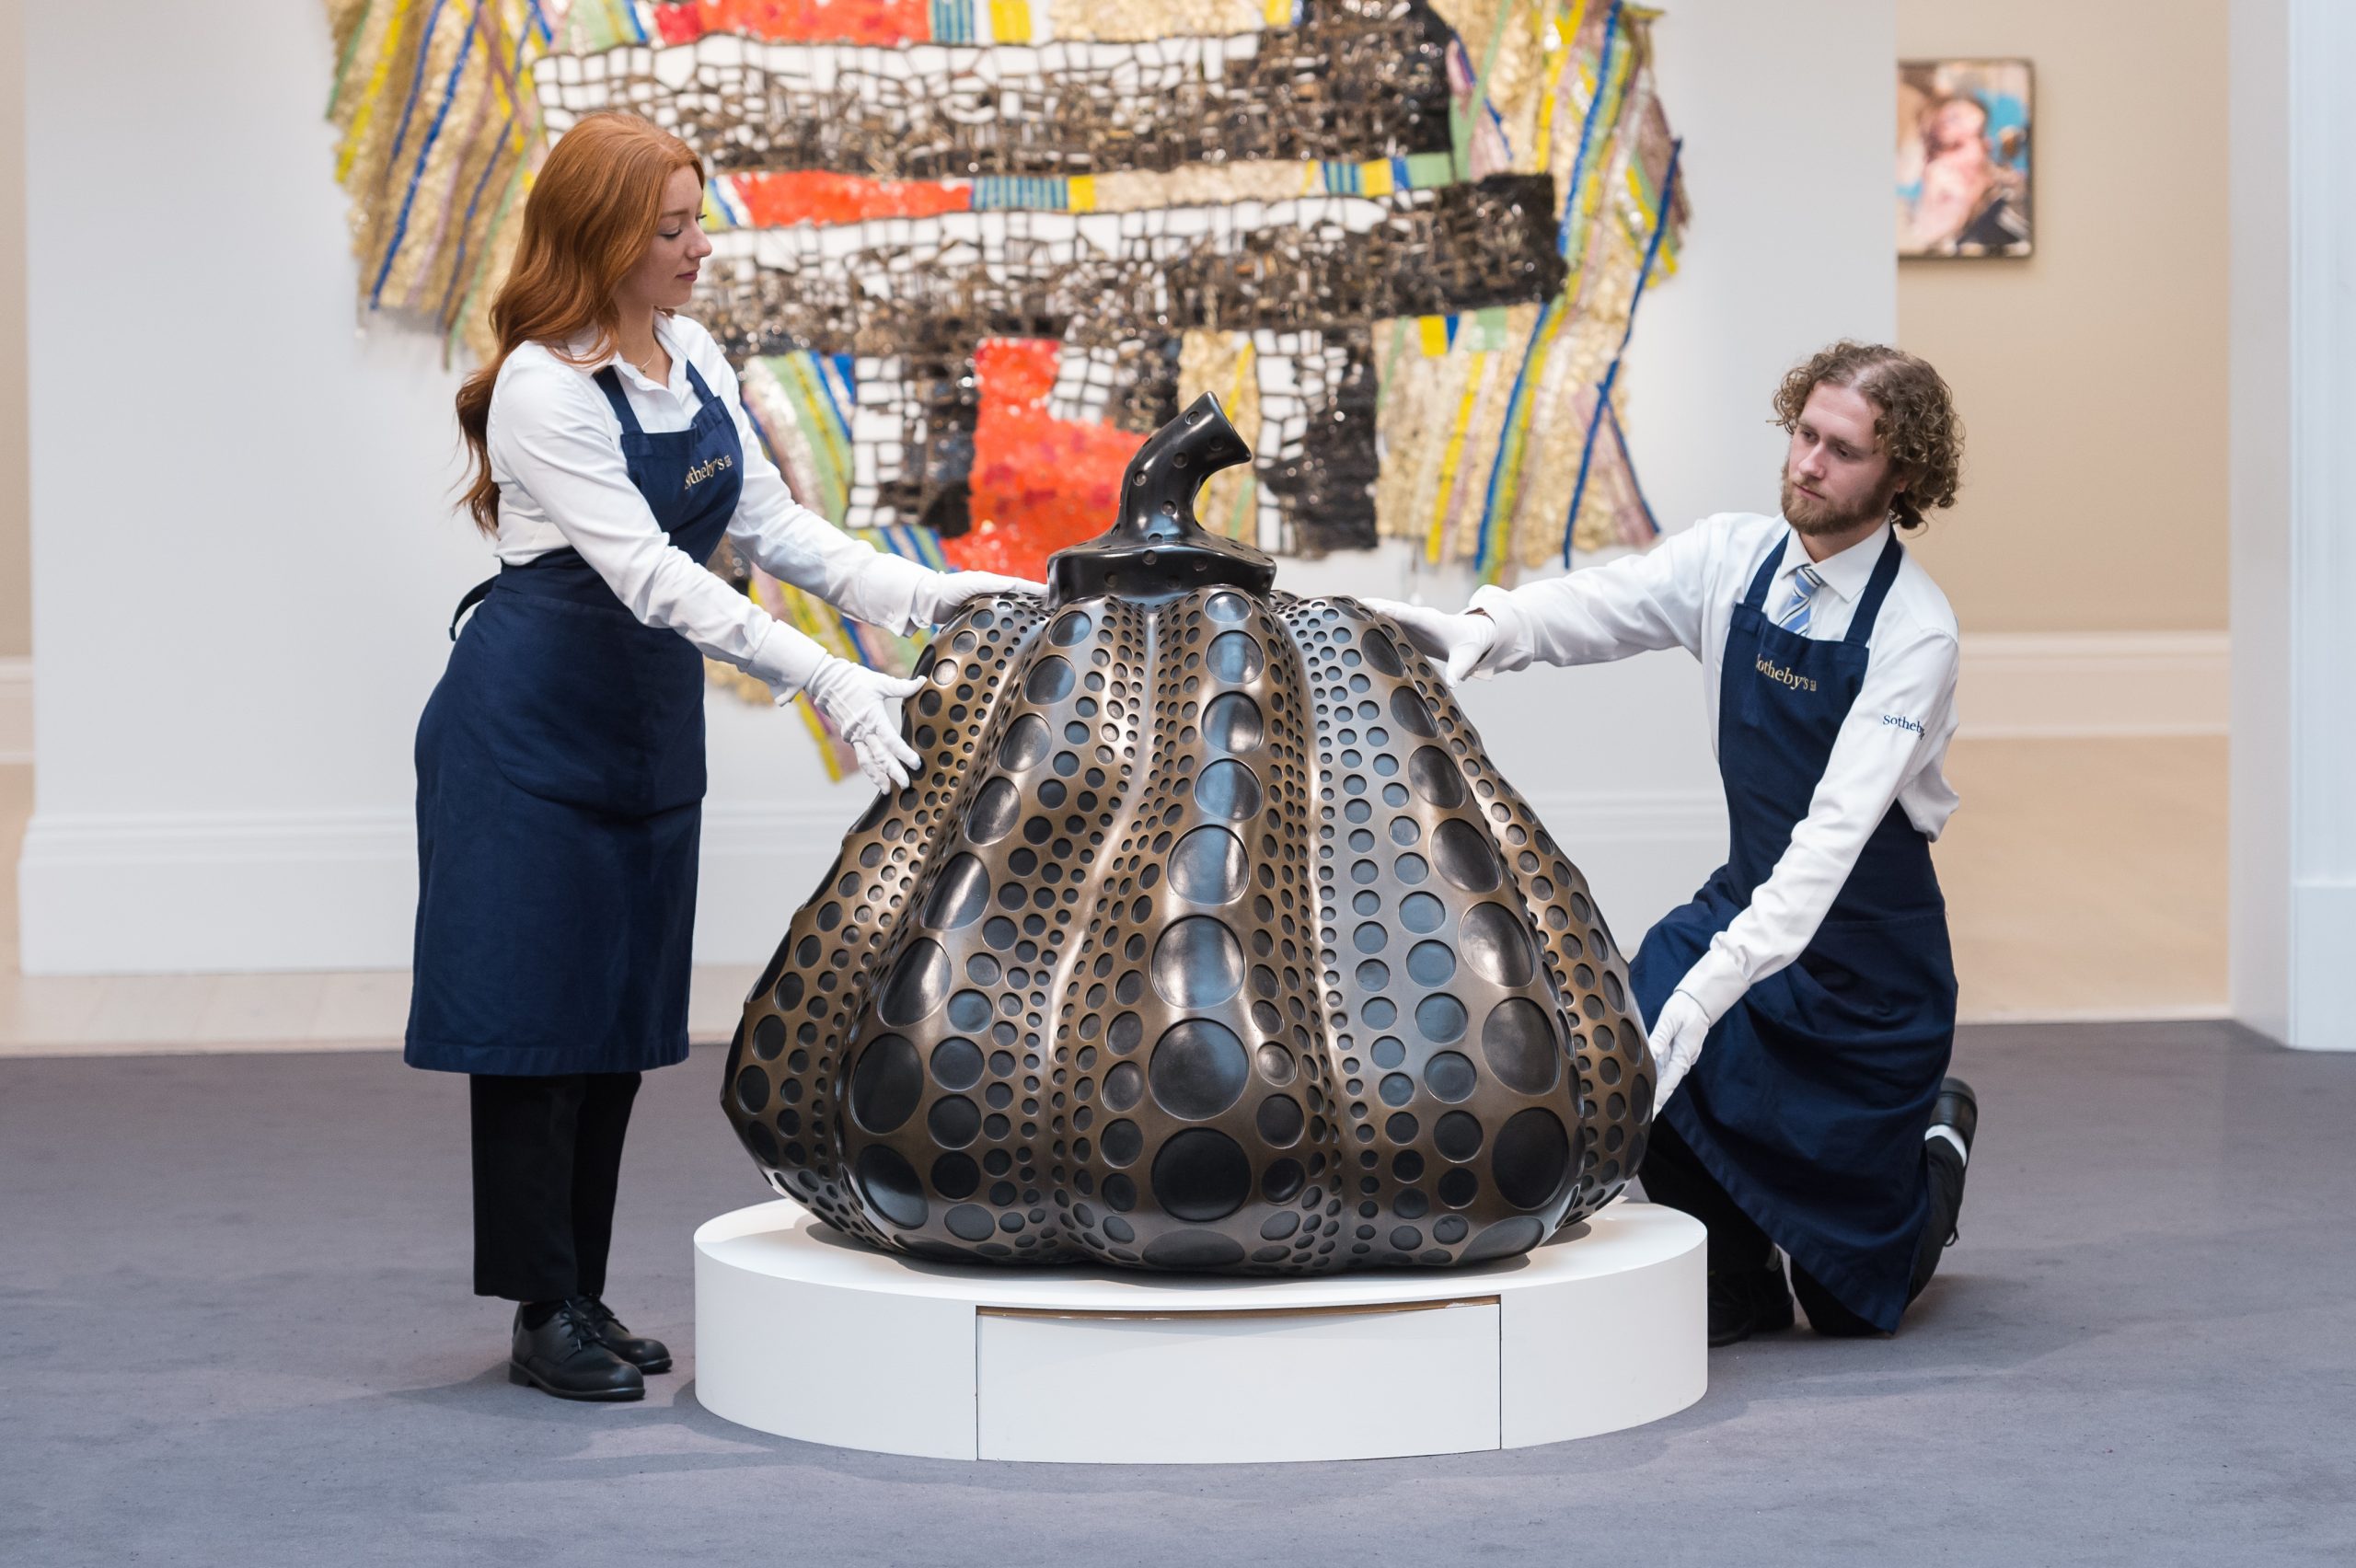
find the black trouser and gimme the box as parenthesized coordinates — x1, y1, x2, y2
(1637, 1115, 1965, 1336)
(468, 1072, 642, 1302)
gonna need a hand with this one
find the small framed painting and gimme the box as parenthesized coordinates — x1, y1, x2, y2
(1897, 59, 2033, 259)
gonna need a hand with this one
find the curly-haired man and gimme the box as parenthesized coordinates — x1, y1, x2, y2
(1372, 342, 1978, 1346)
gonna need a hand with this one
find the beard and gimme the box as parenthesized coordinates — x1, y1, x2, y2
(1780, 470, 1899, 536)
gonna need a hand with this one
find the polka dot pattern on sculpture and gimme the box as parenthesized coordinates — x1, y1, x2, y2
(1149, 1019, 1251, 1120)
(720, 578, 1654, 1271)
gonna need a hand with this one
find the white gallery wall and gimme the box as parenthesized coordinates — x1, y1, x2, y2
(2228, 0, 2356, 1049)
(18, 0, 1894, 976)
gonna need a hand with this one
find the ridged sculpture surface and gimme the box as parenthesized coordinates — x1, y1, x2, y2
(723, 396, 1655, 1273)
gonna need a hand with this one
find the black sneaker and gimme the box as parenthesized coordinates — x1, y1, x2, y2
(572, 1296, 673, 1375)
(509, 1300, 645, 1401)
(1707, 1260, 1796, 1347)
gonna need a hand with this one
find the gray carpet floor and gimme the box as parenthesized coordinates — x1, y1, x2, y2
(5, 1021, 2351, 1567)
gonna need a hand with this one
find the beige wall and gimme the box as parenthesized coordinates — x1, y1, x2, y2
(1896, 0, 2230, 633)
(0, 0, 27, 659)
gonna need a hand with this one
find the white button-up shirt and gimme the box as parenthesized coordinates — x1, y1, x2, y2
(486, 312, 927, 692)
(1470, 513, 1961, 1022)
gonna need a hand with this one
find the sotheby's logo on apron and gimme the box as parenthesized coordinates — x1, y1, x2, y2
(1754, 655, 1819, 693)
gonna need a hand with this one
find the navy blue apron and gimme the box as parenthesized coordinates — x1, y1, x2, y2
(406, 355, 745, 1076)
(1631, 532, 1957, 1332)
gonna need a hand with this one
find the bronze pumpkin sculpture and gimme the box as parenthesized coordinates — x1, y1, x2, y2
(723, 396, 1656, 1272)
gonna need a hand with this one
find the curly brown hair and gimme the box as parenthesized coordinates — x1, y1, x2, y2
(1772, 341, 1963, 531)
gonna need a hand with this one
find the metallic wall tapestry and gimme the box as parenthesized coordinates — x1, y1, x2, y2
(327, 1, 1686, 775)
(723, 397, 1653, 1272)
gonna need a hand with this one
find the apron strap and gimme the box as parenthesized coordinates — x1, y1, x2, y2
(448, 575, 496, 641)
(679, 357, 718, 408)
(592, 366, 646, 439)
(1842, 532, 1907, 647)
(1740, 536, 1787, 611)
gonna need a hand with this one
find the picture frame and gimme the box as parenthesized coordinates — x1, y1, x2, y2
(1898, 58, 2034, 259)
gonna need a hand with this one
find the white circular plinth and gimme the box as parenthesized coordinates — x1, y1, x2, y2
(694, 1198, 1705, 1463)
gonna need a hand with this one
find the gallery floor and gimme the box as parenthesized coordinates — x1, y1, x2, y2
(6, 1020, 2350, 1566)
(6, 736, 2313, 1562)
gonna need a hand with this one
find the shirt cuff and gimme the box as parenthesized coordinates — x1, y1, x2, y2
(1676, 948, 1752, 1025)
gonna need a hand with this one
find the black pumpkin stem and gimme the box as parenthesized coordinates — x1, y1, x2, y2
(1046, 394, 1276, 606)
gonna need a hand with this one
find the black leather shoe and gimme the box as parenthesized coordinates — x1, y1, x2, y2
(1924, 1077, 1978, 1249)
(573, 1296, 672, 1374)
(1707, 1261, 1796, 1348)
(509, 1301, 645, 1401)
(1931, 1077, 1978, 1156)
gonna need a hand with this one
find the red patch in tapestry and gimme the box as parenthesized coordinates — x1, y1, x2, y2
(649, 0, 930, 47)
(729, 171, 972, 228)
(949, 340, 1146, 582)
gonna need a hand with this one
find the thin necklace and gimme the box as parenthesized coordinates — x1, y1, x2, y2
(620, 323, 666, 383)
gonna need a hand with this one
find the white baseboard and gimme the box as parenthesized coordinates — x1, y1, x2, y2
(17, 808, 420, 974)
(1959, 631, 2229, 739)
(16, 790, 1732, 977)
(0, 656, 29, 764)
(1957, 1002, 2233, 1025)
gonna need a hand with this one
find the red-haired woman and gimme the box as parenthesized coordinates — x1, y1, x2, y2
(406, 113, 1039, 1401)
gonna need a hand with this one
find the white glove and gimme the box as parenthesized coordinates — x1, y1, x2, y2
(1647, 990, 1711, 1112)
(1361, 598, 1501, 686)
(802, 656, 925, 791)
(911, 570, 1048, 628)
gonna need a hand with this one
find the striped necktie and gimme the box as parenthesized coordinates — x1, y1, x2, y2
(1777, 563, 1826, 636)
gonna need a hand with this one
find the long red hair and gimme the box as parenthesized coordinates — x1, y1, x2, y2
(455, 113, 706, 534)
